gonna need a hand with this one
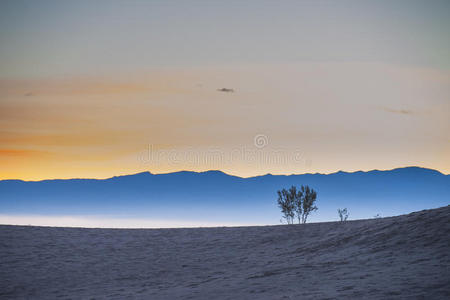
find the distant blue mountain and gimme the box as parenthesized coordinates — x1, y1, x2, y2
(1, 167, 449, 223)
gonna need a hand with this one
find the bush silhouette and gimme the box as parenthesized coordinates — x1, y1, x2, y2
(277, 185, 318, 224)
(338, 208, 349, 221)
(277, 186, 296, 224)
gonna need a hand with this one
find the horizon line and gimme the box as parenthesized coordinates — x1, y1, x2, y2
(1, 165, 447, 183)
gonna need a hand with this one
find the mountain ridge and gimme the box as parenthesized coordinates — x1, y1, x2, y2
(1, 166, 446, 183)
(1, 166, 448, 224)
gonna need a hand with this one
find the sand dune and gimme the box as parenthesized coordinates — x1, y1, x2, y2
(0, 206, 449, 299)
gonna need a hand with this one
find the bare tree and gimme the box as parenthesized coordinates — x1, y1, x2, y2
(338, 208, 349, 221)
(293, 186, 303, 224)
(277, 185, 318, 224)
(300, 185, 318, 224)
(277, 187, 296, 224)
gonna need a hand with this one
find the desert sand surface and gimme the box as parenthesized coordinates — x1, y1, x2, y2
(0, 206, 449, 299)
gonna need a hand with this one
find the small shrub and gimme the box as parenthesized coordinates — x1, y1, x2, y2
(338, 208, 349, 221)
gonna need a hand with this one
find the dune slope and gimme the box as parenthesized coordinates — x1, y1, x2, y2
(0, 206, 449, 299)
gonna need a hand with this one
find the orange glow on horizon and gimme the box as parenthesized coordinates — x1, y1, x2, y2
(1, 64, 449, 180)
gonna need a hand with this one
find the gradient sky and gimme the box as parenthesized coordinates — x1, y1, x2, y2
(1, 0, 449, 180)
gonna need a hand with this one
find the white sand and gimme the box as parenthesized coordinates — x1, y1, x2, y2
(0, 206, 449, 299)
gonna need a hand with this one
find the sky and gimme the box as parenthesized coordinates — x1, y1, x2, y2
(1, 0, 449, 180)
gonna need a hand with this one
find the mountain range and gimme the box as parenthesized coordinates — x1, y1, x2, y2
(1, 167, 449, 224)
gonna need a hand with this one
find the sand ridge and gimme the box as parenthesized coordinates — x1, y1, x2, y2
(0, 206, 449, 299)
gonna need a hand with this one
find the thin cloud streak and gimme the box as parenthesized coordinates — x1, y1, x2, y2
(0, 149, 51, 157)
(217, 88, 235, 93)
(382, 107, 413, 115)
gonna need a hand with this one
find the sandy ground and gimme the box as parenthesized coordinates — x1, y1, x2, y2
(0, 206, 449, 299)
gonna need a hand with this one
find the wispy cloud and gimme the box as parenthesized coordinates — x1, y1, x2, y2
(0, 77, 166, 97)
(381, 107, 413, 115)
(217, 88, 235, 93)
(0, 149, 50, 157)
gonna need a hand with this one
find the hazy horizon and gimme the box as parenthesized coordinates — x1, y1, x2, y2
(1, 166, 448, 228)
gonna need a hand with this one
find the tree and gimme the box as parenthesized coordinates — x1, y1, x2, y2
(300, 185, 318, 224)
(293, 186, 303, 224)
(338, 208, 349, 221)
(277, 185, 318, 224)
(277, 187, 296, 224)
